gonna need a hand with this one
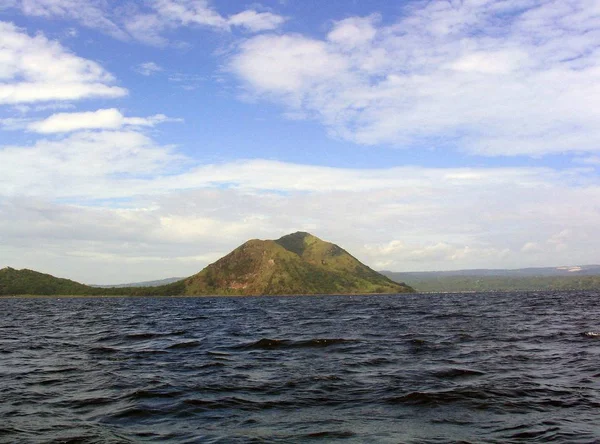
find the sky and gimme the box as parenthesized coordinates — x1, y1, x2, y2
(1, 0, 600, 284)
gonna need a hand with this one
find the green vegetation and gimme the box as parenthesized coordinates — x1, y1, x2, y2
(0, 267, 186, 296)
(0, 267, 95, 295)
(0, 232, 414, 296)
(382, 271, 600, 292)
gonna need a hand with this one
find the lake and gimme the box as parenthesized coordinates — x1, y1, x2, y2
(1, 291, 599, 443)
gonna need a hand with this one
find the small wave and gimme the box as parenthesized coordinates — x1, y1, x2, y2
(432, 368, 486, 379)
(302, 430, 356, 439)
(236, 338, 356, 350)
(582, 331, 600, 338)
(88, 346, 119, 354)
(182, 396, 297, 412)
(166, 340, 201, 349)
(32, 367, 79, 375)
(112, 406, 166, 419)
(132, 349, 168, 356)
(30, 378, 63, 387)
(199, 362, 225, 368)
(127, 388, 183, 400)
(206, 350, 231, 357)
(125, 330, 187, 340)
(386, 389, 488, 406)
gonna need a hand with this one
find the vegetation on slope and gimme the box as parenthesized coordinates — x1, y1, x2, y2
(0, 267, 95, 295)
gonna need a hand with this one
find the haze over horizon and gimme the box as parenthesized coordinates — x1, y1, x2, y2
(1, 0, 599, 284)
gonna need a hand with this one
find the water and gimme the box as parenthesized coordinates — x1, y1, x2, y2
(1, 291, 599, 443)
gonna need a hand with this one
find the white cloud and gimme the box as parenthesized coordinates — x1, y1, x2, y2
(230, 35, 348, 93)
(577, 155, 600, 165)
(134, 61, 163, 76)
(17, 0, 128, 39)
(26, 108, 179, 133)
(151, 0, 228, 29)
(0, 130, 185, 198)
(0, 21, 127, 104)
(9, 0, 286, 45)
(227, 10, 287, 32)
(521, 242, 542, 253)
(229, 0, 600, 157)
(327, 15, 379, 49)
(123, 1, 287, 45)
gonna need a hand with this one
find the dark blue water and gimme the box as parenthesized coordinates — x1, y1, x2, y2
(1, 291, 600, 443)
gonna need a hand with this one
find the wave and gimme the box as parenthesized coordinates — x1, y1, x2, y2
(432, 368, 486, 379)
(235, 338, 358, 350)
(125, 330, 187, 340)
(166, 340, 201, 349)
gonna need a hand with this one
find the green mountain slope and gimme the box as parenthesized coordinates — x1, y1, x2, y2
(0, 267, 94, 295)
(184, 232, 414, 295)
(0, 232, 413, 296)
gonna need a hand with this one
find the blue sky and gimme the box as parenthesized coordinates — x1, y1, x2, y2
(1, 0, 599, 283)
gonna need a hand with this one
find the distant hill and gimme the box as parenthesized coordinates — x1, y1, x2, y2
(183, 232, 413, 295)
(0, 267, 185, 296)
(93, 277, 184, 288)
(382, 266, 600, 292)
(0, 267, 96, 296)
(0, 232, 413, 296)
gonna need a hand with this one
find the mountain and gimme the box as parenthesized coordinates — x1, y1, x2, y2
(382, 267, 600, 292)
(0, 233, 413, 296)
(183, 232, 413, 295)
(93, 277, 185, 288)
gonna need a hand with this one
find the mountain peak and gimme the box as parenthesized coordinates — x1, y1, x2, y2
(183, 233, 414, 295)
(275, 231, 321, 256)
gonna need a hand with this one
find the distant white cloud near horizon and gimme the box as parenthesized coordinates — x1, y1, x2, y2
(0, 0, 599, 283)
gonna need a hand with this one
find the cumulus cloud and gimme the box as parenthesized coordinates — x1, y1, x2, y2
(229, 0, 600, 157)
(227, 10, 287, 32)
(0, 130, 185, 198)
(0, 21, 127, 104)
(26, 108, 180, 133)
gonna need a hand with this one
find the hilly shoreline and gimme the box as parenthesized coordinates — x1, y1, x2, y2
(0, 232, 414, 296)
